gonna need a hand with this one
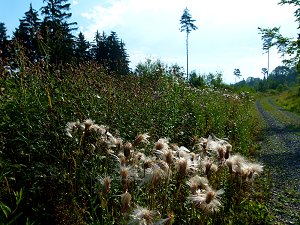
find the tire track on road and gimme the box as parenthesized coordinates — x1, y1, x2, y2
(256, 98, 300, 225)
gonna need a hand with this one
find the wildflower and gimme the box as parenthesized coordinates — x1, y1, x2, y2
(133, 133, 150, 146)
(143, 156, 155, 170)
(175, 157, 188, 178)
(89, 124, 107, 135)
(225, 143, 232, 159)
(175, 157, 198, 178)
(156, 160, 171, 177)
(141, 163, 166, 188)
(65, 120, 80, 137)
(188, 188, 224, 213)
(120, 165, 138, 191)
(206, 134, 220, 152)
(155, 148, 174, 165)
(132, 151, 146, 167)
(226, 154, 263, 182)
(195, 137, 208, 156)
(217, 146, 225, 161)
(97, 175, 111, 196)
(154, 138, 170, 151)
(225, 154, 246, 174)
(105, 131, 122, 149)
(118, 152, 127, 166)
(239, 162, 263, 182)
(187, 175, 209, 194)
(123, 142, 133, 158)
(121, 191, 132, 213)
(247, 162, 263, 180)
(80, 119, 94, 131)
(128, 206, 159, 225)
(201, 157, 218, 178)
(206, 135, 231, 161)
(177, 146, 190, 158)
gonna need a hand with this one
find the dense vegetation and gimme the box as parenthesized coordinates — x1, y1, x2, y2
(0, 54, 270, 224)
(0, 0, 299, 224)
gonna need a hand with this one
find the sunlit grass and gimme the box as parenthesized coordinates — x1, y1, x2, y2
(0, 59, 270, 224)
(275, 86, 300, 115)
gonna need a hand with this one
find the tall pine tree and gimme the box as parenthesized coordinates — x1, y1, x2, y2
(0, 22, 9, 67)
(180, 8, 198, 80)
(40, 0, 77, 64)
(74, 31, 91, 63)
(91, 31, 129, 75)
(14, 3, 41, 62)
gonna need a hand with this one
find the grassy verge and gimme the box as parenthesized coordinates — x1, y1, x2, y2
(0, 60, 271, 224)
(275, 86, 300, 115)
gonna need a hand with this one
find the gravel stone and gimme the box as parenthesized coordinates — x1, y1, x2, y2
(256, 98, 300, 225)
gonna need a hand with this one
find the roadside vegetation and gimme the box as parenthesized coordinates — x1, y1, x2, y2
(275, 86, 300, 115)
(0, 0, 299, 224)
(0, 54, 270, 224)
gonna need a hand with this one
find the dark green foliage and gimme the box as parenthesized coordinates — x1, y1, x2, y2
(180, 8, 198, 34)
(0, 1, 130, 76)
(74, 32, 91, 63)
(0, 22, 8, 44)
(13, 3, 41, 62)
(235, 65, 298, 92)
(0, 22, 9, 63)
(233, 68, 241, 83)
(189, 70, 206, 88)
(91, 31, 130, 75)
(40, 0, 77, 64)
(0, 56, 266, 223)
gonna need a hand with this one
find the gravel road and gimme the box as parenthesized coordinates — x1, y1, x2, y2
(256, 97, 300, 225)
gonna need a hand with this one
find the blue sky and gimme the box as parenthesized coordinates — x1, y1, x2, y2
(0, 0, 298, 83)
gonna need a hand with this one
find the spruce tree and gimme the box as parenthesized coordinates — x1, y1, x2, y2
(14, 3, 41, 62)
(91, 31, 130, 75)
(40, 0, 77, 64)
(74, 32, 90, 63)
(0, 22, 8, 51)
(0, 22, 9, 65)
(180, 7, 198, 80)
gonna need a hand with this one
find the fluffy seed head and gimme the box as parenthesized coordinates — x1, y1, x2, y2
(121, 191, 131, 212)
(100, 175, 111, 196)
(123, 142, 133, 158)
(225, 143, 232, 159)
(187, 175, 209, 194)
(176, 157, 188, 178)
(133, 133, 150, 146)
(188, 188, 224, 213)
(81, 119, 94, 130)
(66, 121, 80, 137)
(129, 206, 159, 225)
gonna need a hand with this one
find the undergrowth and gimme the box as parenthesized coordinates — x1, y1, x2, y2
(0, 56, 270, 224)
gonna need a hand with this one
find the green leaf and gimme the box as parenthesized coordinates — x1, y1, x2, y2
(0, 201, 11, 218)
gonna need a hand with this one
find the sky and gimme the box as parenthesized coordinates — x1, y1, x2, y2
(0, 0, 298, 83)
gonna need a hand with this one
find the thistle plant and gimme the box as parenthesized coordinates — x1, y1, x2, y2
(0, 58, 267, 223)
(64, 119, 264, 224)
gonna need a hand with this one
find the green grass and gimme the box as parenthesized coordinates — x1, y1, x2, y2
(0, 59, 270, 224)
(275, 86, 300, 115)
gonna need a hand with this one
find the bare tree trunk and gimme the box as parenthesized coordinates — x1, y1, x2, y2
(186, 32, 189, 80)
(267, 48, 269, 78)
